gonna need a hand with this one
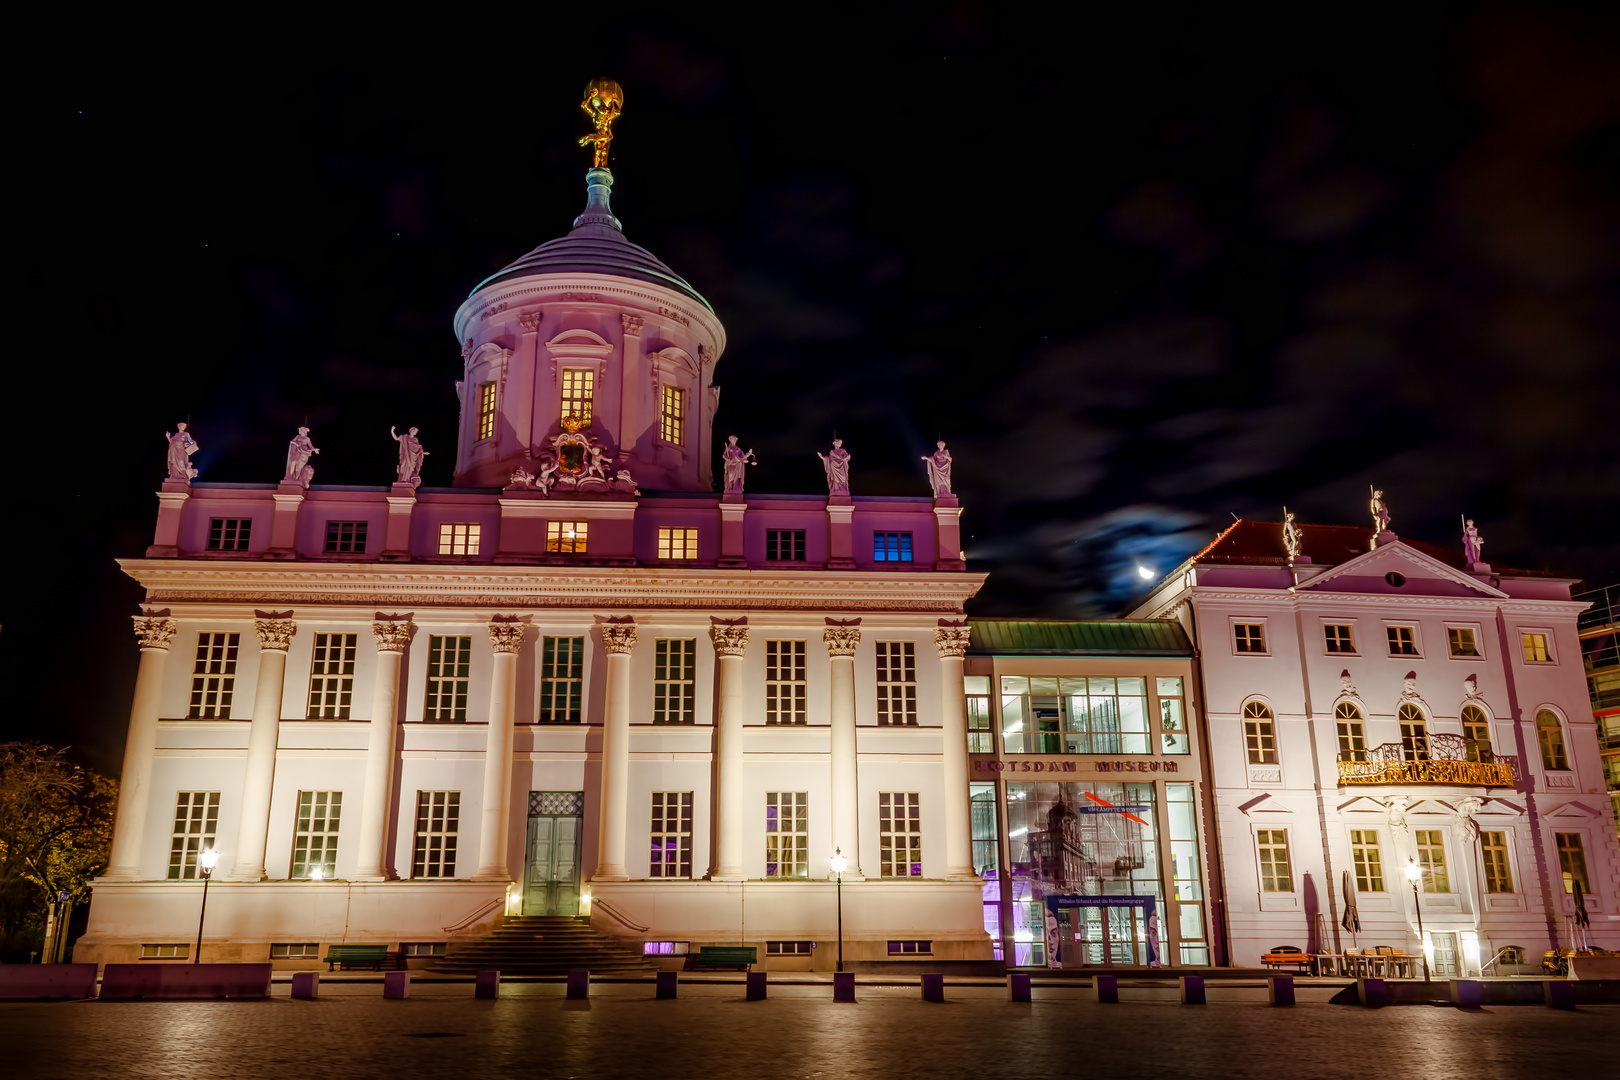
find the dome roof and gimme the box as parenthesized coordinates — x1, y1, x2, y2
(470, 168, 713, 312)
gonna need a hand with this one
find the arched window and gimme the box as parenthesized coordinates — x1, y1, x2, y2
(1398, 703, 1428, 762)
(1537, 710, 1569, 771)
(1243, 701, 1277, 765)
(1334, 702, 1366, 761)
(1461, 705, 1493, 763)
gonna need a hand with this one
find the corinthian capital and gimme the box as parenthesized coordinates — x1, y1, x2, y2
(255, 619, 297, 651)
(488, 622, 528, 654)
(934, 625, 972, 659)
(710, 625, 749, 657)
(600, 624, 639, 654)
(372, 620, 413, 653)
(131, 615, 178, 651)
(823, 626, 861, 657)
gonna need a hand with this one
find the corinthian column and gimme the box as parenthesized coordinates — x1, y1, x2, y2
(824, 621, 864, 880)
(474, 621, 527, 881)
(225, 618, 297, 881)
(353, 619, 413, 881)
(936, 624, 976, 880)
(710, 623, 750, 881)
(105, 615, 179, 880)
(593, 622, 638, 882)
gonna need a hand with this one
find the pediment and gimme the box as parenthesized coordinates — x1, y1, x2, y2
(1292, 541, 1507, 600)
(546, 327, 614, 361)
(1238, 793, 1292, 815)
(1545, 801, 1603, 820)
(1337, 796, 1389, 814)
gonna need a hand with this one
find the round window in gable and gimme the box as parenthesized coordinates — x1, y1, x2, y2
(1385, 572, 1406, 587)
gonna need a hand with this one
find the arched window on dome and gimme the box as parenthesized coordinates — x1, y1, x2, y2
(1398, 703, 1428, 762)
(1243, 701, 1277, 765)
(1334, 702, 1366, 762)
(1537, 709, 1569, 771)
(1461, 704, 1494, 763)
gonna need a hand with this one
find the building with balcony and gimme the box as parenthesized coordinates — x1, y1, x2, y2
(1574, 583, 1620, 837)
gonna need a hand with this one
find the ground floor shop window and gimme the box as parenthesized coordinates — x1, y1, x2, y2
(887, 940, 932, 955)
(767, 941, 813, 955)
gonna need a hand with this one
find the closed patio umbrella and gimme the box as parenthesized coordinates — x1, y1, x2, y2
(1341, 869, 1361, 944)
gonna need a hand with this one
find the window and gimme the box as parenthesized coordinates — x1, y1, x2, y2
(659, 385, 685, 445)
(1233, 623, 1266, 653)
(766, 529, 806, 561)
(965, 676, 993, 753)
(307, 633, 357, 719)
(1415, 829, 1450, 892)
(1521, 632, 1550, 663)
(1335, 702, 1367, 761)
(1257, 829, 1292, 892)
(400, 942, 448, 958)
(1556, 833, 1589, 893)
(207, 518, 252, 551)
(1350, 829, 1385, 892)
(1157, 676, 1190, 754)
(1536, 710, 1569, 771)
(1461, 705, 1493, 762)
(412, 791, 459, 878)
(887, 940, 932, 955)
(1398, 703, 1429, 761)
(324, 521, 368, 554)
(292, 791, 342, 880)
(875, 642, 918, 726)
(168, 792, 220, 879)
(1448, 627, 1480, 658)
(269, 943, 321, 959)
(767, 941, 813, 955)
(141, 944, 189, 959)
(643, 941, 691, 956)
(971, 781, 1000, 877)
(477, 381, 496, 440)
(560, 368, 594, 424)
(1324, 624, 1355, 653)
(546, 520, 588, 554)
(538, 636, 584, 724)
(649, 791, 693, 878)
(653, 639, 697, 725)
(424, 636, 472, 722)
(657, 527, 698, 560)
(188, 633, 240, 718)
(1166, 782, 1207, 964)
(1386, 626, 1419, 656)
(1244, 701, 1277, 764)
(1482, 831, 1514, 893)
(438, 522, 481, 556)
(879, 792, 922, 878)
(765, 640, 807, 725)
(873, 532, 914, 562)
(765, 792, 808, 878)
(1001, 677, 1151, 755)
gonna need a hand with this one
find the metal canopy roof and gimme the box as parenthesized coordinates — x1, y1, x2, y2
(967, 619, 1192, 657)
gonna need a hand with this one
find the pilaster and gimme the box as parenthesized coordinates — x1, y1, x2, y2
(380, 484, 417, 561)
(227, 618, 297, 881)
(104, 616, 179, 880)
(353, 617, 413, 881)
(266, 484, 305, 559)
(718, 497, 747, 567)
(711, 621, 750, 881)
(825, 619, 865, 881)
(827, 498, 855, 570)
(473, 620, 527, 881)
(594, 621, 639, 882)
(935, 623, 976, 880)
(933, 496, 965, 572)
(147, 481, 190, 557)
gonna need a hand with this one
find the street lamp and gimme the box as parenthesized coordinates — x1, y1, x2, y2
(193, 847, 219, 965)
(830, 848, 847, 973)
(1404, 859, 1432, 983)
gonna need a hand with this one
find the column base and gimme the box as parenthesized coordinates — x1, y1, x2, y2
(98, 870, 140, 883)
(349, 872, 389, 883)
(591, 871, 629, 882)
(224, 869, 268, 883)
(707, 872, 746, 882)
(471, 870, 513, 883)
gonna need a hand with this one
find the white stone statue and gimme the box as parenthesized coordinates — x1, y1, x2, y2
(1462, 517, 1484, 566)
(817, 438, 851, 497)
(284, 426, 320, 486)
(391, 426, 428, 486)
(921, 440, 953, 497)
(585, 444, 609, 482)
(165, 423, 199, 481)
(722, 435, 756, 494)
(1386, 795, 1412, 862)
(1453, 796, 1482, 844)
(1282, 508, 1301, 561)
(1370, 487, 1391, 534)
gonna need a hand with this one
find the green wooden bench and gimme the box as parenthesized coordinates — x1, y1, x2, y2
(684, 946, 757, 972)
(323, 945, 396, 971)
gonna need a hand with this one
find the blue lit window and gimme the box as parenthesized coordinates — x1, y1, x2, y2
(873, 532, 913, 562)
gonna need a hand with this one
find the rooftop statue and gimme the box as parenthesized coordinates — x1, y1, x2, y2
(284, 426, 319, 487)
(818, 438, 851, 497)
(1281, 508, 1301, 561)
(1369, 487, 1391, 535)
(165, 423, 199, 482)
(1462, 517, 1485, 568)
(722, 435, 756, 494)
(922, 440, 953, 497)
(391, 426, 428, 486)
(578, 78, 623, 169)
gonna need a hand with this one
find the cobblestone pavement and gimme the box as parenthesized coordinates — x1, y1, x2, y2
(4, 982, 1616, 1080)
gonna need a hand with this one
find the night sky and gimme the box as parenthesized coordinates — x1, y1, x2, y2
(9, 5, 1618, 773)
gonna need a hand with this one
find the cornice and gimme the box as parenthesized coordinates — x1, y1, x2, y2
(1186, 587, 1581, 616)
(455, 272, 727, 359)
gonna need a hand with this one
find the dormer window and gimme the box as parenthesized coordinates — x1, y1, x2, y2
(660, 385, 685, 445)
(477, 382, 497, 441)
(560, 369, 594, 424)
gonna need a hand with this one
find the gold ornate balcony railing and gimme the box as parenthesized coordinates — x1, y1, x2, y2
(1338, 735, 1519, 787)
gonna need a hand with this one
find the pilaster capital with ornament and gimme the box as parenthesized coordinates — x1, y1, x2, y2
(131, 615, 179, 651)
(823, 625, 862, 657)
(255, 619, 297, 652)
(518, 311, 543, 332)
(710, 624, 749, 658)
(487, 622, 528, 654)
(620, 313, 644, 336)
(934, 625, 972, 659)
(600, 623, 639, 654)
(372, 620, 413, 653)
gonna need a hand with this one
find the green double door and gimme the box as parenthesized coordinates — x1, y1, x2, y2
(523, 791, 584, 916)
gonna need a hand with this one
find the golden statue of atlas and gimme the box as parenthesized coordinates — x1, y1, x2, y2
(579, 78, 624, 168)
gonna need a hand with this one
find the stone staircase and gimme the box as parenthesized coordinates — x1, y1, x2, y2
(430, 915, 655, 976)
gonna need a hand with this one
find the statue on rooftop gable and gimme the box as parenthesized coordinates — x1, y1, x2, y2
(722, 436, 756, 494)
(818, 438, 851, 497)
(1282, 508, 1301, 562)
(922, 440, 953, 498)
(165, 423, 199, 482)
(1462, 517, 1485, 568)
(391, 426, 428, 487)
(1369, 487, 1391, 535)
(284, 426, 320, 487)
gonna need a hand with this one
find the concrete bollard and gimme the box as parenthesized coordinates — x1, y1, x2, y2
(1094, 975, 1119, 1003)
(921, 973, 945, 1003)
(383, 971, 411, 1000)
(1008, 973, 1032, 1003)
(833, 971, 856, 1003)
(291, 972, 320, 1000)
(1450, 979, 1482, 1009)
(475, 970, 500, 1000)
(1357, 978, 1388, 1008)
(566, 969, 590, 1000)
(656, 971, 678, 999)
(746, 971, 768, 1001)
(1543, 980, 1575, 1011)
(1179, 975, 1206, 1004)
(1268, 975, 1295, 1007)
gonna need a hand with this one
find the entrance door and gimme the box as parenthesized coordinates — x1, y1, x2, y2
(1431, 932, 1460, 977)
(1063, 905, 1144, 967)
(523, 791, 584, 916)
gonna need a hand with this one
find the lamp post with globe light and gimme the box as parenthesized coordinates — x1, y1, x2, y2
(1405, 859, 1432, 982)
(830, 848, 846, 973)
(193, 847, 219, 964)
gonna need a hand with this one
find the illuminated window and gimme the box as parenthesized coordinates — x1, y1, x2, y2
(324, 521, 368, 554)
(1386, 626, 1419, 656)
(873, 532, 914, 562)
(765, 792, 809, 878)
(1257, 829, 1292, 892)
(766, 640, 807, 725)
(767, 941, 812, 955)
(1158, 676, 1190, 754)
(560, 368, 594, 425)
(1415, 829, 1449, 892)
(657, 527, 698, 560)
(1521, 632, 1550, 663)
(659, 385, 685, 445)
(546, 520, 588, 554)
(879, 792, 922, 877)
(649, 792, 693, 878)
(1482, 831, 1513, 893)
(1557, 833, 1589, 893)
(269, 943, 320, 959)
(1243, 701, 1277, 764)
(766, 529, 806, 561)
(1324, 624, 1355, 653)
(424, 636, 472, 722)
(1350, 829, 1384, 892)
(1234, 623, 1266, 653)
(438, 522, 481, 556)
(876, 642, 918, 726)
(292, 791, 342, 880)
(188, 633, 240, 718)
(412, 791, 459, 878)
(141, 944, 189, 959)
(306, 633, 357, 719)
(653, 639, 697, 725)
(477, 381, 497, 441)
(1537, 710, 1569, 770)
(207, 518, 252, 551)
(1335, 702, 1367, 761)
(538, 636, 584, 723)
(1462, 705, 1493, 762)
(1448, 627, 1480, 657)
(1399, 703, 1429, 761)
(167, 792, 220, 880)
(965, 676, 993, 753)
